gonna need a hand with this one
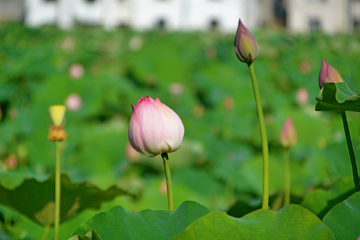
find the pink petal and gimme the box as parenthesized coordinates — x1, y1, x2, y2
(128, 104, 146, 155)
(136, 98, 164, 156)
(153, 97, 184, 153)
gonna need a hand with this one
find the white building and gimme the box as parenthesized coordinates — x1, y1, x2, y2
(286, 0, 360, 34)
(24, 0, 262, 32)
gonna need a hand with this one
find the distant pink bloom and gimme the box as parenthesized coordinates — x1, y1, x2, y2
(234, 19, 258, 65)
(280, 117, 297, 148)
(159, 179, 167, 196)
(68, 63, 84, 79)
(128, 96, 184, 157)
(61, 37, 75, 51)
(223, 96, 234, 110)
(3, 154, 18, 170)
(125, 142, 140, 162)
(169, 83, 184, 95)
(319, 59, 344, 89)
(66, 93, 82, 111)
(296, 88, 309, 106)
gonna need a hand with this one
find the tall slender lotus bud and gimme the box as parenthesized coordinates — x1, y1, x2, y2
(280, 118, 297, 149)
(48, 105, 66, 142)
(319, 59, 344, 89)
(234, 19, 258, 65)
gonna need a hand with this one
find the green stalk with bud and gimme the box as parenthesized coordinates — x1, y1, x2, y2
(48, 105, 67, 240)
(318, 59, 360, 192)
(279, 117, 297, 205)
(234, 19, 270, 209)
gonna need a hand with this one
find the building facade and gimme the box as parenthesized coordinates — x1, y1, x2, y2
(24, 0, 262, 32)
(286, 0, 360, 34)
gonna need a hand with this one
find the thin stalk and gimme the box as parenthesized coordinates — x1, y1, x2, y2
(248, 63, 269, 209)
(161, 153, 173, 210)
(283, 148, 290, 205)
(41, 225, 50, 240)
(54, 141, 61, 240)
(341, 111, 360, 191)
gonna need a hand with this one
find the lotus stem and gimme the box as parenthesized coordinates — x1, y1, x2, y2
(283, 148, 290, 205)
(54, 141, 61, 240)
(161, 153, 173, 210)
(248, 62, 269, 209)
(341, 111, 360, 191)
(41, 225, 50, 240)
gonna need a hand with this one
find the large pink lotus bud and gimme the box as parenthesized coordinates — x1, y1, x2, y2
(234, 19, 258, 65)
(128, 96, 184, 157)
(280, 118, 297, 149)
(318, 59, 344, 89)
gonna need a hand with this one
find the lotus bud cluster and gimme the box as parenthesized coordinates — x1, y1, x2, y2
(234, 19, 258, 65)
(318, 59, 344, 89)
(280, 118, 297, 149)
(48, 105, 67, 142)
(128, 96, 184, 157)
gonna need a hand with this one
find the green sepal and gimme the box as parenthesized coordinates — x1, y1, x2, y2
(315, 82, 360, 112)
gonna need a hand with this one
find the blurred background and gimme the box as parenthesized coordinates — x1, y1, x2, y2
(1, 0, 360, 239)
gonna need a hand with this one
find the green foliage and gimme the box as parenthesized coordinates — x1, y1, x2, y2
(173, 204, 335, 240)
(301, 177, 355, 219)
(71, 201, 212, 239)
(0, 173, 133, 226)
(323, 192, 360, 240)
(69, 231, 102, 240)
(316, 82, 360, 111)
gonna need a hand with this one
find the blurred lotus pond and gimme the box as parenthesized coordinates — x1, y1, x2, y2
(1, 23, 360, 239)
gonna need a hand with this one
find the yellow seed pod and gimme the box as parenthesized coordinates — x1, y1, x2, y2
(48, 126, 67, 142)
(49, 105, 66, 126)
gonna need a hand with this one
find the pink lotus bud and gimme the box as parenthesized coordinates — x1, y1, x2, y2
(280, 118, 297, 149)
(234, 19, 258, 65)
(318, 59, 344, 89)
(128, 96, 184, 157)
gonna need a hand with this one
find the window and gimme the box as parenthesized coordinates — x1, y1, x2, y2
(156, 18, 166, 29)
(353, 19, 360, 32)
(209, 18, 219, 31)
(309, 18, 321, 32)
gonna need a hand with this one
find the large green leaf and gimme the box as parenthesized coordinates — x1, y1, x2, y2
(173, 204, 335, 240)
(323, 192, 360, 240)
(0, 173, 133, 226)
(69, 231, 102, 240)
(301, 177, 355, 219)
(315, 82, 360, 112)
(71, 201, 212, 240)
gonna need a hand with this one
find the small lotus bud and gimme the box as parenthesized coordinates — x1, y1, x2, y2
(280, 118, 297, 149)
(48, 105, 66, 126)
(234, 19, 258, 65)
(318, 59, 344, 89)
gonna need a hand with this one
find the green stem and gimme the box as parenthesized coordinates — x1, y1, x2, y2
(54, 141, 61, 240)
(41, 225, 50, 240)
(341, 111, 360, 191)
(283, 148, 290, 205)
(248, 63, 269, 209)
(161, 153, 173, 210)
